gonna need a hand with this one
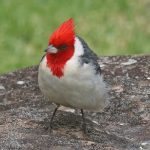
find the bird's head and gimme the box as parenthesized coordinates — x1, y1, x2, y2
(46, 18, 75, 54)
(45, 18, 75, 78)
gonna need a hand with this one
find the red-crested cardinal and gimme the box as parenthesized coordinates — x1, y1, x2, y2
(38, 18, 108, 132)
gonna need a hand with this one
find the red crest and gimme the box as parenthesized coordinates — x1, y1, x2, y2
(49, 18, 75, 47)
(46, 19, 75, 78)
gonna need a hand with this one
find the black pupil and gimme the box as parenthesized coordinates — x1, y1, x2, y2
(57, 44, 67, 50)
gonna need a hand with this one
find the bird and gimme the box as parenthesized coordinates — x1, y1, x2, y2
(38, 18, 108, 133)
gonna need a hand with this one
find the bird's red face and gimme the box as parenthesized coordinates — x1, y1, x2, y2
(46, 19, 75, 78)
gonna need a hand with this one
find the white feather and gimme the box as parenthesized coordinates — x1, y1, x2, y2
(38, 37, 108, 111)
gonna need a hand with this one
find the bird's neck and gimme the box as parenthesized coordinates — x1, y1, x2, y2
(46, 47, 74, 78)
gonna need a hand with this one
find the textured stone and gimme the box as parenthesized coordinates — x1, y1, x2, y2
(0, 55, 149, 150)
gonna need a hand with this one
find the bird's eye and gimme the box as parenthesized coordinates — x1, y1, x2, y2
(57, 44, 67, 50)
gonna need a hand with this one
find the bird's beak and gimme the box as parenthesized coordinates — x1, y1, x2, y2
(44, 45, 58, 53)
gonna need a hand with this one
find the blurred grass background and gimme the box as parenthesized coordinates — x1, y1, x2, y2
(0, 0, 150, 74)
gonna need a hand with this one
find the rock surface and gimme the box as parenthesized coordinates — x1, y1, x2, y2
(0, 55, 150, 150)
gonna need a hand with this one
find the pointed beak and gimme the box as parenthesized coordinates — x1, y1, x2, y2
(44, 45, 58, 53)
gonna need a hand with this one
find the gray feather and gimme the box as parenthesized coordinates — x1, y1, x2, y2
(77, 36, 101, 74)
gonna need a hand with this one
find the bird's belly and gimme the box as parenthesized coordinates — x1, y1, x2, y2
(38, 68, 107, 111)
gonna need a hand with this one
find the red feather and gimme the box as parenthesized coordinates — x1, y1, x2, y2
(46, 18, 75, 78)
(49, 18, 75, 47)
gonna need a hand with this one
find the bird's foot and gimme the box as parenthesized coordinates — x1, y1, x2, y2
(82, 122, 87, 134)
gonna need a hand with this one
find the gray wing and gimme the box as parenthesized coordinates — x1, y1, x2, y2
(77, 36, 101, 75)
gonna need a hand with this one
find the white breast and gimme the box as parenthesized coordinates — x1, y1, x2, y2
(38, 37, 108, 111)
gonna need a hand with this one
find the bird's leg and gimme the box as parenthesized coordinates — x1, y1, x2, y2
(48, 104, 60, 130)
(81, 109, 86, 133)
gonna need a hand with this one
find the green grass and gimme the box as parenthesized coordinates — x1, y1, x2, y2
(0, 0, 150, 74)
